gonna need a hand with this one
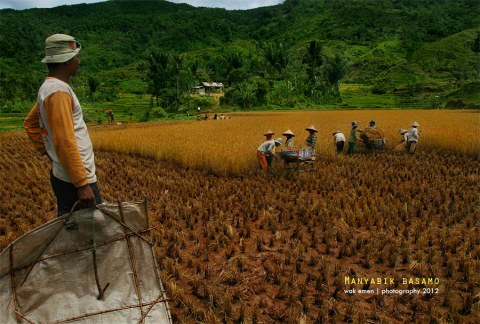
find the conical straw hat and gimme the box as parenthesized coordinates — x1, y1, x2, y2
(282, 129, 295, 136)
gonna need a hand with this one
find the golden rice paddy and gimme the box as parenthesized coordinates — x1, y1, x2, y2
(1, 110, 479, 322)
(90, 110, 480, 175)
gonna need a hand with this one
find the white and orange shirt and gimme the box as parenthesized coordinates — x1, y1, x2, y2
(24, 77, 96, 187)
(257, 139, 276, 156)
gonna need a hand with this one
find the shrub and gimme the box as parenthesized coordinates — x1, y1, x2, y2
(371, 83, 387, 95)
(139, 110, 150, 122)
(183, 95, 216, 111)
(445, 99, 465, 109)
(120, 79, 148, 94)
(82, 110, 98, 123)
(94, 87, 119, 102)
(151, 107, 169, 119)
(0, 100, 33, 114)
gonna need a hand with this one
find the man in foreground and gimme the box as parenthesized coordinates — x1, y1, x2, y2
(24, 34, 102, 216)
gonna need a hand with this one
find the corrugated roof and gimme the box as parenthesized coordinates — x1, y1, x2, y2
(200, 82, 224, 87)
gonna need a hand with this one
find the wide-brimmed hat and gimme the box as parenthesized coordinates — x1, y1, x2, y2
(274, 138, 283, 145)
(41, 34, 81, 64)
(412, 121, 419, 127)
(351, 121, 359, 127)
(264, 130, 275, 136)
(332, 130, 342, 135)
(305, 125, 318, 132)
(282, 129, 295, 136)
(399, 129, 407, 134)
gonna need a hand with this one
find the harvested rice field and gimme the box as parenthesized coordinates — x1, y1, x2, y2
(1, 110, 479, 322)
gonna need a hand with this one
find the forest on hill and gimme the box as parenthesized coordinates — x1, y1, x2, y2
(0, 0, 479, 119)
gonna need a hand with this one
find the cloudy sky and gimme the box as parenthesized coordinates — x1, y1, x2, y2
(0, 0, 284, 10)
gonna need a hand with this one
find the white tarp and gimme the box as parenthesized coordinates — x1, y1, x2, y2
(0, 201, 172, 323)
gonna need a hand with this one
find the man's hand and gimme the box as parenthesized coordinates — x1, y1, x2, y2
(77, 184, 96, 208)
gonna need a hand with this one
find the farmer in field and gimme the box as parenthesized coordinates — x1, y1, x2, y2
(257, 131, 282, 175)
(365, 119, 376, 130)
(24, 34, 102, 216)
(105, 110, 114, 124)
(362, 119, 386, 150)
(400, 129, 408, 145)
(305, 125, 318, 152)
(347, 121, 363, 154)
(406, 121, 420, 154)
(332, 130, 346, 153)
(393, 129, 409, 153)
(282, 129, 295, 149)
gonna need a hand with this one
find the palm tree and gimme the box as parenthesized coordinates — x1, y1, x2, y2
(170, 53, 185, 103)
(325, 54, 348, 102)
(303, 40, 323, 85)
(146, 50, 169, 106)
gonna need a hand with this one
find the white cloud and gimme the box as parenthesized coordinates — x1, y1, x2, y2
(0, 0, 283, 11)
(168, 0, 283, 10)
(0, 0, 107, 10)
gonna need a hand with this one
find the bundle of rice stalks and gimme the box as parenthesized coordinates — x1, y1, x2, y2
(363, 128, 385, 141)
(393, 143, 406, 153)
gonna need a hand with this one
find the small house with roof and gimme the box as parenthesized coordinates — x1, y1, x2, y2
(191, 82, 224, 95)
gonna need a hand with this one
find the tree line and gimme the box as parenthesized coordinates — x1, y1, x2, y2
(134, 40, 348, 113)
(1, 0, 479, 113)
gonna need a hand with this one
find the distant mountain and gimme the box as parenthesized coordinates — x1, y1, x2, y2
(1, 0, 479, 109)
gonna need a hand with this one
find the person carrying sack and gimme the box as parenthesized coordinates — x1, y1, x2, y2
(24, 34, 102, 216)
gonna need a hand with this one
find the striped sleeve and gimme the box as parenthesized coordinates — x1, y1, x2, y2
(44, 92, 88, 187)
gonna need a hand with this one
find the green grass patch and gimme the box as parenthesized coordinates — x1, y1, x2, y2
(119, 79, 148, 94)
(82, 93, 152, 123)
(0, 116, 24, 132)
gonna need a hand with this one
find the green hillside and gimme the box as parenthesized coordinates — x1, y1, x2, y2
(0, 0, 479, 126)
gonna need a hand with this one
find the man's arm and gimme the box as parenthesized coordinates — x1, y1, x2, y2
(24, 103, 47, 155)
